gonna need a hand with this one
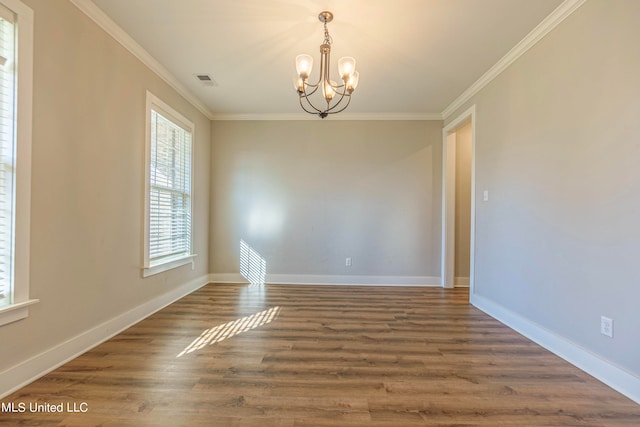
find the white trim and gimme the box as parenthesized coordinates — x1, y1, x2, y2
(209, 273, 440, 287)
(471, 293, 640, 405)
(0, 299, 38, 326)
(146, 91, 194, 132)
(441, 105, 476, 293)
(268, 274, 440, 286)
(0, 275, 209, 399)
(0, 0, 35, 326)
(210, 112, 443, 121)
(143, 91, 195, 275)
(0, 1, 14, 22)
(443, 132, 456, 288)
(441, 0, 587, 119)
(142, 254, 197, 278)
(208, 273, 247, 284)
(68, 0, 214, 120)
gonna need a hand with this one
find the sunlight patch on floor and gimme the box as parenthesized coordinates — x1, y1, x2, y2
(177, 306, 281, 357)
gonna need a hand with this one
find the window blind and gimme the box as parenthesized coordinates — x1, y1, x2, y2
(148, 109, 192, 265)
(0, 7, 15, 308)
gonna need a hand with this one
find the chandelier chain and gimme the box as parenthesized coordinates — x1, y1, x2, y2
(323, 22, 332, 45)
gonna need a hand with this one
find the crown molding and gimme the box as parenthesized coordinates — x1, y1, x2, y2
(211, 112, 443, 121)
(70, 0, 585, 123)
(69, 0, 215, 120)
(441, 0, 587, 120)
(68, 1, 440, 123)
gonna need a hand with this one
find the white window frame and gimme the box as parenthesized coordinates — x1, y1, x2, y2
(0, 0, 37, 327)
(143, 91, 196, 277)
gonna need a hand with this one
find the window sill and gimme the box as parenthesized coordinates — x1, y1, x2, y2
(0, 299, 40, 327)
(143, 254, 197, 278)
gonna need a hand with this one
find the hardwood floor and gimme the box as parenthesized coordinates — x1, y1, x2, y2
(2, 283, 639, 426)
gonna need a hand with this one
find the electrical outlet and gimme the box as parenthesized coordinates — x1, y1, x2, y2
(345, 257, 352, 267)
(600, 316, 613, 338)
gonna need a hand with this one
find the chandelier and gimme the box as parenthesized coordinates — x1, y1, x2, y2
(293, 11, 359, 119)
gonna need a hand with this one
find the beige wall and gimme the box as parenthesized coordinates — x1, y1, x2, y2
(6, 0, 638, 400)
(0, 0, 210, 374)
(210, 120, 443, 281)
(454, 122, 472, 279)
(445, 0, 640, 376)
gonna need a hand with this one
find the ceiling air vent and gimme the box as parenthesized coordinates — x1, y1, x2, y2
(194, 74, 218, 87)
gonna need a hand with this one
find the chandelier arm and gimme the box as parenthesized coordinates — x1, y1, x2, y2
(328, 86, 350, 97)
(323, 86, 349, 113)
(304, 80, 322, 89)
(302, 76, 351, 114)
(327, 94, 352, 115)
(324, 46, 331, 85)
(303, 84, 320, 97)
(299, 98, 321, 116)
(308, 81, 351, 115)
(302, 86, 324, 112)
(299, 92, 323, 114)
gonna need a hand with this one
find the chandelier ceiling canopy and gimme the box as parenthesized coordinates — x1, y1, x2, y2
(293, 11, 359, 119)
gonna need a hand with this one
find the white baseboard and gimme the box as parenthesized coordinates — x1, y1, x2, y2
(454, 276, 470, 287)
(209, 273, 441, 287)
(208, 273, 247, 283)
(0, 274, 209, 399)
(470, 292, 640, 404)
(268, 274, 441, 286)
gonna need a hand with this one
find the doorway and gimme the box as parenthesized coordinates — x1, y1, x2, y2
(441, 105, 476, 290)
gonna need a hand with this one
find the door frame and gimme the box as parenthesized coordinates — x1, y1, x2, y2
(441, 105, 476, 291)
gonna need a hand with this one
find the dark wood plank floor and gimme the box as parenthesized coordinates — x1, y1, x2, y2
(2, 283, 639, 426)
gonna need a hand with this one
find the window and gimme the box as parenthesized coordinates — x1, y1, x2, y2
(144, 92, 195, 277)
(0, 0, 36, 327)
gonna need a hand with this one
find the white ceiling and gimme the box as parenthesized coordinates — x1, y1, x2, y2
(90, 0, 564, 118)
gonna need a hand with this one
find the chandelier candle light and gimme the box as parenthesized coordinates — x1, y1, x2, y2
(294, 11, 359, 118)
